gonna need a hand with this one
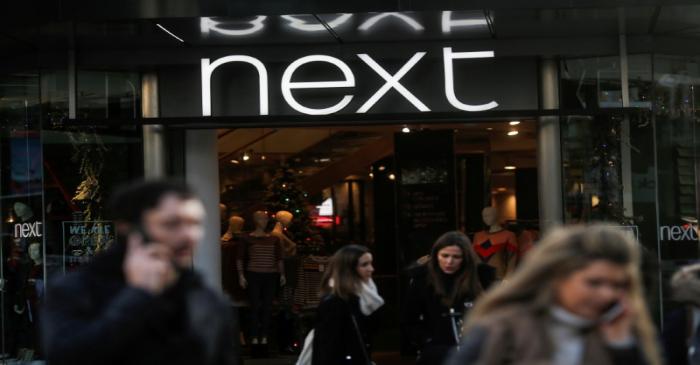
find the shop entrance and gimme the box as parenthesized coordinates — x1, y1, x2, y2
(216, 120, 540, 360)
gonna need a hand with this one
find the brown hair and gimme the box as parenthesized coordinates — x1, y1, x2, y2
(466, 224, 662, 365)
(320, 244, 370, 301)
(427, 231, 482, 307)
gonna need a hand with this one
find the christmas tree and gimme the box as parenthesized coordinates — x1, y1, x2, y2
(263, 167, 322, 253)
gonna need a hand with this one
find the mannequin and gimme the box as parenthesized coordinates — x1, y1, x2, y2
(238, 211, 285, 346)
(473, 207, 518, 280)
(271, 210, 297, 257)
(221, 215, 245, 301)
(222, 215, 245, 242)
(271, 211, 301, 352)
(13, 202, 34, 222)
(10, 241, 43, 361)
(219, 203, 229, 235)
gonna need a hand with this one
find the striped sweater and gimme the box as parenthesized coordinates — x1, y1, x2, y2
(237, 234, 283, 273)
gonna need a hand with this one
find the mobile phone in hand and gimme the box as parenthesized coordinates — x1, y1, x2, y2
(601, 302, 624, 323)
(132, 224, 153, 245)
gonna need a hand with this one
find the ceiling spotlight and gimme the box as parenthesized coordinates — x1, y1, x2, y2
(507, 131, 519, 136)
(496, 187, 508, 192)
(261, 155, 267, 160)
(504, 165, 516, 170)
(388, 173, 396, 180)
(369, 173, 374, 178)
(401, 126, 411, 133)
(509, 121, 521, 126)
(231, 159, 240, 164)
(486, 127, 493, 131)
(378, 165, 386, 171)
(242, 152, 251, 161)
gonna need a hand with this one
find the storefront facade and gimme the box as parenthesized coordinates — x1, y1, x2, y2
(1, 1, 700, 360)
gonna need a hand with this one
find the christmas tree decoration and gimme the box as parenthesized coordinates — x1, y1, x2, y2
(263, 167, 322, 253)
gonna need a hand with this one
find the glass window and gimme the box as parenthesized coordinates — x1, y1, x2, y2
(560, 57, 623, 109)
(0, 71, 43, 361)
(77, 71, 141, 120)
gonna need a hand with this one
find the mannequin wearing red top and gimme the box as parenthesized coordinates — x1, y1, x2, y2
(473, 207, 518, 280)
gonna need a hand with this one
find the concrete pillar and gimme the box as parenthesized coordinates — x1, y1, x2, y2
(185, 130, 222, 291)
(141, 73, 166, 179)
(537, 58, 564, 232)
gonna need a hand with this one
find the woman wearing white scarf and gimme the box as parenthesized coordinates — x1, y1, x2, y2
(310, 245, 384, 365)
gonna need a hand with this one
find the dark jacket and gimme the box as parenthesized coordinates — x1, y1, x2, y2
(41, 244, 238, 365)
(312, 294, 372, 365)
(446, 306, 647, 365)
(403, 263, 495, 364)
(662, 306, 693, 365)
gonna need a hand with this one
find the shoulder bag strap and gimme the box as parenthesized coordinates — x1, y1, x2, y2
(350, 313, 372, 365)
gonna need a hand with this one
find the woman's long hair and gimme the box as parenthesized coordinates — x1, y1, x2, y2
(427, 231, 482, 307)
(465, 224, 662, 365)
(320, 244, 370, 301)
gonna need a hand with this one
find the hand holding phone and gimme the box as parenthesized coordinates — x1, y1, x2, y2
(599, 298, 634, 344)
(123, 230, 177, 295)
(600, 302, 624, 323)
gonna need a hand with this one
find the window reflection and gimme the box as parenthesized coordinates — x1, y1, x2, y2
(200, 16, 267, 37)
(282, 14, 352, 32)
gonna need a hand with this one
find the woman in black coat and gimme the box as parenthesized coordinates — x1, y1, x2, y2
(403, 231, 494, 365)
(312, 245, 384, 365)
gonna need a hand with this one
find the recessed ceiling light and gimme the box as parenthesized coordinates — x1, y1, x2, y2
(509, 121, 521, 126)
(388, 173, 396, 180)
(401, 126, 411, 133)
(504, 165, 516, 170)
(378, 165, 386, 171)
(369, 173, 374, 178)
(486, 127, 493, 131)
(507, 131, 519, 136)
(231, 159, 240, 164)
(496, 187, 507, 192)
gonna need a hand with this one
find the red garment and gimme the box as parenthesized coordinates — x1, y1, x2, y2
(517, 229, 539, 260)
(221, 235, 246, 301)
(473, 230, 518, 279)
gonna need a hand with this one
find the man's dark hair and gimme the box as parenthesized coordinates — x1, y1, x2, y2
(106, 180, 196, 225)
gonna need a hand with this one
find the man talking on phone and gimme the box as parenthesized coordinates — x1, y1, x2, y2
(42, 180, 238, 365)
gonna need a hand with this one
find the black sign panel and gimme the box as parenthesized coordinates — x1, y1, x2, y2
(159, 45, 538, 119)
(395, 130, 457, 265)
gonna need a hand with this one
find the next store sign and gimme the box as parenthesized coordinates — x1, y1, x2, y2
(197, 47, 538, 118)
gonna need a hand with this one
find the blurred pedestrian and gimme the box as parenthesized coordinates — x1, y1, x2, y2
(312, 244, 384, 365)
(662, 263, 700, 365)
(403, 231, 495, 365)
(41, 180, 238, 365)
(446, 224, 662, 365)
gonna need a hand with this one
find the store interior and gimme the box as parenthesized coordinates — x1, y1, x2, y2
(216, 120, 541, 356)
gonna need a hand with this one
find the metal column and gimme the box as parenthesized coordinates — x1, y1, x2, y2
(142, 73, 166, 179)
(537, 58, 564, 232)
(185, 130, 222, 291)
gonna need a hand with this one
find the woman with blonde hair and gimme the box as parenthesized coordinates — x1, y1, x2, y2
(310, 244, 384, 365)
(446, 224, 662, 365)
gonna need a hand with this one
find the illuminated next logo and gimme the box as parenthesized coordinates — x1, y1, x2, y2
(14, 221, 43, 239)
(201, 48, 499, 116)
(660, 225, 698, 242)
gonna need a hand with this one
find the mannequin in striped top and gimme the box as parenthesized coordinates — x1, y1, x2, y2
(238, 211, 286, 345)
